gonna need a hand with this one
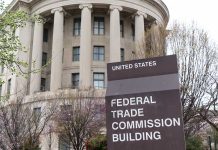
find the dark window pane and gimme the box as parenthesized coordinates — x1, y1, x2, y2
(72, 47, 80, 61)
(93, 46, 105, 61)
(93, 17, 105, 35)
(33, 107, 41, 119)
(131, 24, 135, 40)
(40, 78, 46, 91)
(73, 18, 81, 36)
(120, 20, 124, 37)
(121, 48, 125, 62)
(42, 52, 47, 66)
(72, 73, 79, 88)
(43, 28, 48, 42)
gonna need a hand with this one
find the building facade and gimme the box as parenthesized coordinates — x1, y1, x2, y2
(1, 0, 169, 149)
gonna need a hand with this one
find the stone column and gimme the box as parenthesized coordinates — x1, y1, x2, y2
(10, 5, 32, 97)
(135, 11, 147, 58)
(135, 11, 147, 43)
(151, 21, 165, 56)
(109, 5, 123, 62)
(30, 21, 43, 94)
(79, 4, 92, 89)
(50, 7, 64, 91)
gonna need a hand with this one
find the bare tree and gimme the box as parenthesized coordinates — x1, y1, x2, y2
(131, 21, 218, 137)
(167, 21, 217, 137)
(0, 98, 55, 150)
(55, 89, 105, 150)
(131, 22, 167, 60)
(197, 74, 218, 132)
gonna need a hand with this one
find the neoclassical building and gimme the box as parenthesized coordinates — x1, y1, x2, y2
(1, 0, 169, 149)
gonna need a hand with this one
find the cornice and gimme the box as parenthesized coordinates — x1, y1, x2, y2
(145, 0, 169, 26)
(6, 0, 28, 11)
(6, 0, 169, 26)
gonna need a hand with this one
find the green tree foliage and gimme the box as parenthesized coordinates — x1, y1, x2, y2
(0, 0, 28, 84)
(186, 136, 204, 150)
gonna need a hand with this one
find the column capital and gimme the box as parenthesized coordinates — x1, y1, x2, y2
(51, 7, 63, 14)
(33, 14, 45, 24)
(135, 11, 147, 18)
(79, 4, 93, 9)
(110, 5, 123, 11)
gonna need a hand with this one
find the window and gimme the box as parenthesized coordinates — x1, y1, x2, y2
(43, 28, 48, 42)
(131, 24, 135, 40)
(120, 20, 124, 37)
(7, 79, 11, 95)
(72, 47, 80, 61)
(121, 48, 125, 62)
(33, 107, 41, 123)
(40, 78, 46, 91)
(93, 73, 105, 89)
(72, 73, 79, 89)
(73, 18, 81, 36)
(93, 46, 105, 61)
(59, 136, 71, 150)
(33, 107, 41, 117)
(93, 17, 104, 35)
(42, 52, 47, 66)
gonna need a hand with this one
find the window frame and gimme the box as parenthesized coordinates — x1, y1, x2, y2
(93, 46, 105, 61)
(73, 18, 81, 36)
(72, 47, 80, 62)
(120, 48, 125, 62)
(72, 73, 79, 89)
(93, 73, 105, 89)
(33, 107, 41, 117)
(40, 78, 46, 92)
(93, 17, 105, 35)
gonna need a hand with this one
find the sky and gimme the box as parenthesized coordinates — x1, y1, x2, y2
(162, 0, 218, 44)
(4, 0, 218, 44)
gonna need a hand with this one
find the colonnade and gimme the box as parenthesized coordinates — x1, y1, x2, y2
(29, 4, 147, 94)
